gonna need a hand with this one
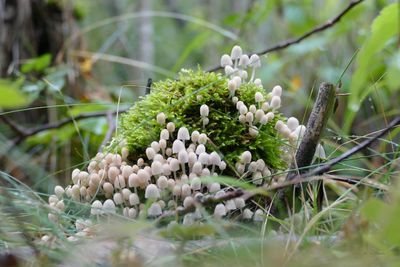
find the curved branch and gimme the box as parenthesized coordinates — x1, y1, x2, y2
(8, 108, 130, 145)
(298, 116, 400, 179)
(207, 0, 364, 72)
(159, 116, 399, 219)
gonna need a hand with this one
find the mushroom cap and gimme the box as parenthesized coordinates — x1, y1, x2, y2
(220, 54, 233, 67)
(160, 129, 169, 140)
(209, 152, 221, 166)
(233, 76, 241, 88)
(151, 161, 163, 176)
(191, 130, 200, 143)
(157, 176, 168, 190)
(54, 186, 65, 198)
(245, 112, 254, 123)
(214, 203, 227, 218)
(178, 150, 189, 163)
(198, 152, 209, 165)
(192, 162, 202, 175)
(91, 200, 103, 215)
(103, 199, 116, 213)
(151, 141, 160, 153)
(170, 158, 180, 172)
(255, 109, 264, 122)
(209, 182, 221, 193)
(156, 112, 166, 125)
(183, 196, 195, 208)
(148, 202, 162, 217)
(166, 122, 175, 132)
(190, 177, 201, 191)
(238, 54, 250, 67)
(249, 54, 261, 67)
(137, 169, 150, 183)
(255, 92, 264, 103)
(294, 125, 307, 139)
(172, 139, 185, 154)
(145, 184, 160, 199)
(230, 45, 243, 60)
(128, 173, 140, 188)
(225, 200, 237, 211)
(287, 117, 299, 132)
(177, 127, 190, 141)
(224, 65, 234, 76)
(218, 161, 227, 171)
(113, 192, 123, 205)
(234, 198, 246, 209)
(129, 193, 140, 205)
(315, 144, 326, 159)
(270, 96, 281, 110)
(242, 208, 254, 220)
(254, 78, 262, 87)
(240, 151, 252, 164)
(272, 85, 282, 97)
(253, 209, 264, 222)
(228, 80, 237, 93)
(195, 144, 206, 155)
(200, 104, 209, 117)
(162, 163, 171, 176)
(188, 151, 197, 165)
(239, 104, 248, 115)
(145, 147, 156, 160)
(198, 133, 208, 145)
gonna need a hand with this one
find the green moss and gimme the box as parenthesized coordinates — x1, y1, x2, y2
(119, 69, 287, 174)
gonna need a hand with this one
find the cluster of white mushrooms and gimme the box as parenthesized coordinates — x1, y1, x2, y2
(46, 117, 269, 240)
(220, 45, 325, 158)
(44, 45, 327, 243)
(220, 46, 287, 139)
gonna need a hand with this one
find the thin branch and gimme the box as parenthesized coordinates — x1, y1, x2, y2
(207, 0, 364, 72)
(297, 116, 400, 179)
(4, 78, 155, 144)
(159, 116, 399, 219)
(145, 78, 153, 95)
(157, 189, 246, 221)
(11, 108, 129, 145)
(0, 116, 26, 137)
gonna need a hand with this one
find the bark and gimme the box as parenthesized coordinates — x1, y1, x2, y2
(0, 0, 65, 76)
(286, 82, 337, 180)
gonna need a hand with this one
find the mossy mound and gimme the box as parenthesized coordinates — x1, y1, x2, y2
(119, 69, 286, 173)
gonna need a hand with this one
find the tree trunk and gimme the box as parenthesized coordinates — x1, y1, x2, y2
(0, 0, 67, 76)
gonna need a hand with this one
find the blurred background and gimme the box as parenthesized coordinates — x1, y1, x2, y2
(0, 0, 398, 193)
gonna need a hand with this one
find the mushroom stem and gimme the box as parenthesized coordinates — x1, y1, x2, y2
(211, 164, 215, 175)
(250, 67, 256, 82)
(181, 163, 187, 176)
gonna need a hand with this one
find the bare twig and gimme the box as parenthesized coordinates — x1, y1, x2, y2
(160, 116, 399, 219)
(0, 116, 26, 137)
(297, 116, 400, 179)
(207, 0, 364, 72)
(145, 78, 153, 95)
(158, 189, 246, 220)
(9, 108, 130, 145)
(4, 78, 155, 145)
